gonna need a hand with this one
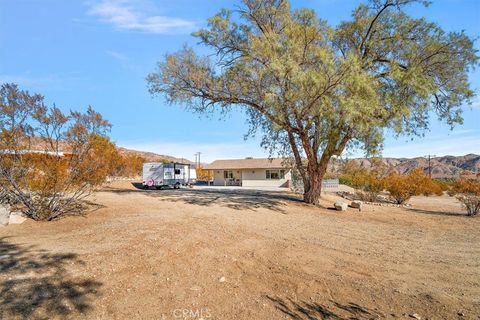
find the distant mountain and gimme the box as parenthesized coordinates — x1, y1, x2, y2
(25, 137, 193, 164)
(122, 151, 478, 176)
(331, 154, 480, 178)
(117, 147, 193, 164)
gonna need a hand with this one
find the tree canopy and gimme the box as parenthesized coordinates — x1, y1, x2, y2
(147, 0, 478, 204)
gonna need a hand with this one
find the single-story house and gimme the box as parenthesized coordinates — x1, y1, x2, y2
(204, 158, 292, 188)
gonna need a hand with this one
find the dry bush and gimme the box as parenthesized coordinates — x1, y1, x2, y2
(451, 177, 480, 216)
(196, 167, 213, 182)
(338, 160, 360, 187)
(80, 138, 146, 178)
(433, 179, 453, 192)
(113, 154, 146, 178)
(352, 170, 385, 202)
(339, 160, 387, 202)
(384, 168, 442, 204)
(0, 83, 112, 220)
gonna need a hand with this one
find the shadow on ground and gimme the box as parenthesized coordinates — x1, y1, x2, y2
(103, 183, 304, 213)
(0, 237, 102, 319)
(406, 207, 468, 218)
(267, 296, 380, 320)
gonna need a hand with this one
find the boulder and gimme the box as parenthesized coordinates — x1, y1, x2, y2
(8, 212, 27, 225)
(351, 200, 363, 210)
(0, 205, 10, 226)
(334, 202, 348, 211)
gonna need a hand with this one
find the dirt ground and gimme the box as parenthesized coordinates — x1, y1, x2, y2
(1, 181, 479, 320)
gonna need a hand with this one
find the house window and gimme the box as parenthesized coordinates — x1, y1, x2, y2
(174, 169, 181, 175)
(266, 169, 285, 180)
(224, 170, 234, 179)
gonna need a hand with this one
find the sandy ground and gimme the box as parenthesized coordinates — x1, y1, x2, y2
(0, 181, 479, 320)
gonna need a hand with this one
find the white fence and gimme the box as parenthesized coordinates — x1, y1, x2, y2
(322, 179, 339, 188)
(291, 178, 339, 193)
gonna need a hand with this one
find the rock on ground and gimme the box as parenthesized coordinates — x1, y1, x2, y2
(334, 202, 348, 211)
(0, 205, 10, 226)
(351, 200, 363, 210)
(8, 212, 27, 225)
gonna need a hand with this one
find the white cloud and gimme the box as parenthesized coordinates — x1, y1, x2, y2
(104, 50, 140, 71)
(87, 0, 196, 34)
(119, 140, 270, 163)
(105, 50, 128, 62)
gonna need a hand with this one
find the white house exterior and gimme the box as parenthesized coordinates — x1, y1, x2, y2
(205, 158, 292, 188)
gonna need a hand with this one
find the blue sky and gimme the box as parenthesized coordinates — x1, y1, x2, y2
(1, 0, 479, 162)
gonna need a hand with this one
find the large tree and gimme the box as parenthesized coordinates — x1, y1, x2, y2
(147, 0, 478, 204)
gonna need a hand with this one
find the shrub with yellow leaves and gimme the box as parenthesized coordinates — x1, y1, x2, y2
(0, 83, 112, 220)
(384, 168, 442, 205)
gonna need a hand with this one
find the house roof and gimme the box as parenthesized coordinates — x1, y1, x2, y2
(205, 158, 290, 170)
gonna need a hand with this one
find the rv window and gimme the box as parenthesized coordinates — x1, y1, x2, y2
(174, 169, 181, 175)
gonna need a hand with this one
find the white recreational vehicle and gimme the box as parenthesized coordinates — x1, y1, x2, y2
(142, 162, 195, 189)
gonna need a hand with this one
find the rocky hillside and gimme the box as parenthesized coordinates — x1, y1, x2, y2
(332, 154, 480, 178)
(117, 147, 193, 164)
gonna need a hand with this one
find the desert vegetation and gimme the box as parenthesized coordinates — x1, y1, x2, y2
(383, 169, 443, 204)
(338, 160, 480, 216)
(196, 166, 214, 182)
(338, 160, 388, 202)
(450, 175, 480, 216)
(87, 137, 147, 179)
(339, 161, 445, 204)
(0, 83, 117, 220)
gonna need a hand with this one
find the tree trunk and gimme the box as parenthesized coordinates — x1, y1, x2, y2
(302, 164, 326, 205)
(288, 129, 350, 205)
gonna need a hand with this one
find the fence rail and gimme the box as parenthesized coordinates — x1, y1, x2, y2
(322, 179, 339, 188)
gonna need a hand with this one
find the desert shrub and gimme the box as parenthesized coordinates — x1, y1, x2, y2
(196, 167, 213, 181)
(339, 160, 386, 202)
(384, 168, 442, 204)
(92, 141, 146, 178)
(338, 173, 354, 187)
(433, 179, 452, 192)
(323, 172, 337, 180)
(116, 154, 145, 177)
(451, 177, 480, 216)
(338, 160, 360, 187)
(80, 136, 147, 179)
(0, 83, 112, 220)
(351, 170, 385, 202)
